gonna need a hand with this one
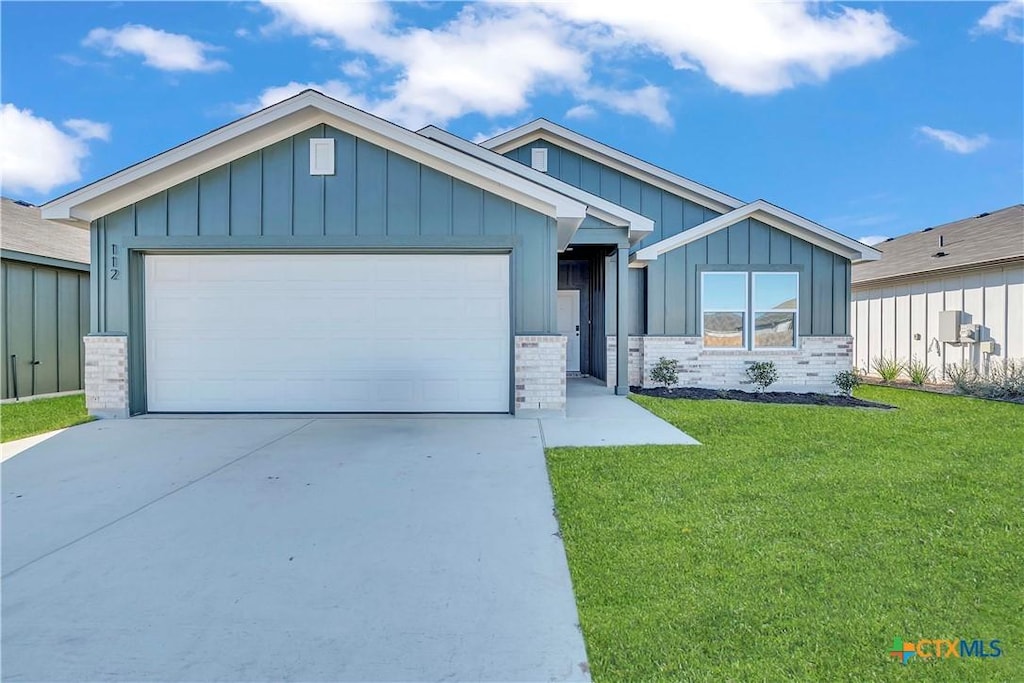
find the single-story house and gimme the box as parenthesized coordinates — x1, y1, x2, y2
(852, 204, 1024, 379)
(41, 90, 879, 418)
(1, 197, 90, 400)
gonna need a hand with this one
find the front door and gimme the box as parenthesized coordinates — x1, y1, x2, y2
(557, 290, 581, 373)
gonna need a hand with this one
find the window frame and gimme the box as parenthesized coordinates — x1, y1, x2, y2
(700, 271, 749, 350)
(751, 271, 799, 350)
(700, 270, 801, 351)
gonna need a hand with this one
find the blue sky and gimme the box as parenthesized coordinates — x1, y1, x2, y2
(2, 1, 1021, 244)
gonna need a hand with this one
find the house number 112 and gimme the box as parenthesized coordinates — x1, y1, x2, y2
(109, 243, 120, 280)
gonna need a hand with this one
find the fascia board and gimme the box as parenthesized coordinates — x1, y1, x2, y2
(631, 200, 881, 268)
(419, 125, 653, 242)
(42, 91, 586, 226)
(481, 120, 744, 214)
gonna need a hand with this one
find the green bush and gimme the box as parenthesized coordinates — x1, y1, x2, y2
(945, 359, 1023, 400)
(945, 362, 978, 394)
(872, 355, 905, 383)
(650, 357, 680, 388)
(985, 359, 1024, 399)
(906, 356, 933, 386)
(745, 361, 779, 393)
(833, 369, 861, 396)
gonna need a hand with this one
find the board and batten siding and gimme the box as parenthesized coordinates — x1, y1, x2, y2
(852, 264, 1024, 377)
(91, 124, 559, 338)
(1, 260, 90, 398)
(506, 140, 850, 336)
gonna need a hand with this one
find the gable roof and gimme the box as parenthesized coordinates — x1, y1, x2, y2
(480, 118, 744, 214)
(630, 199, 882, 267)
(41, 90, 587, 243)
(852, 204, 1024, 285)
(418, 125, 654, 244)
(1, 198, 90, 266)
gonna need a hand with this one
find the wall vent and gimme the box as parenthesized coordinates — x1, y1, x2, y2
(309, 138, 335, 175)
(531, 148, 548, 173)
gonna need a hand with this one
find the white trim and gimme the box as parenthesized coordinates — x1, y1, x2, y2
(531, 148, 548, 172)
(701, 271, 749, 350)
(418, 125, 654, 245)
(309, 137, 335, 175)
(481, 119, 744, 214)
(751, 271, 799, 350)
(631, 200, 882, 267)
(42, 90, 587, 229)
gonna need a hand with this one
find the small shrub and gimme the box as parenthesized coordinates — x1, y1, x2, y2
(906, 356, 933, 386)
(987, 359, 1024, 399)
(833, 369, 861, 396)
(746, 361, 779, 393)
(872, 356, 905, 383)
(945, 362, 978, 394)
(650, 356, 680, 388)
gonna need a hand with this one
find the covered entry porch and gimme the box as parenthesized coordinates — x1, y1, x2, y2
(556, 241, 633, 395)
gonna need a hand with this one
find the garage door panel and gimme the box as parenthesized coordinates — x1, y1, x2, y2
(145, 254, 510, 412)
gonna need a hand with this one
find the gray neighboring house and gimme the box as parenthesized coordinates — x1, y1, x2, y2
(41, 90, 879, 418)
(852, 205, 1024, 379)
(1, 197, 90, 399)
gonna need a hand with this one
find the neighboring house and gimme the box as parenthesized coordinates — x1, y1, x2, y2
(1, 197, 90, 399)
(852, 205, 1024, 380)
(41, 90, 879, 418)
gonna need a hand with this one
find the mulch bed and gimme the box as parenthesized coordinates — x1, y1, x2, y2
(632, 386, 897, 409)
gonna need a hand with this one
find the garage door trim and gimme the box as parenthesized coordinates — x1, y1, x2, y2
(134, 249, 515, 414)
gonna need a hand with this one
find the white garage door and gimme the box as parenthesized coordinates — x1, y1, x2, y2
(144, 253, 510, 412)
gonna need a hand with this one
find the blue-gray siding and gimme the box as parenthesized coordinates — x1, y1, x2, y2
(507, 140, 850, 336)
(1, 259, 89, 399)
(91, 124, 560, 339)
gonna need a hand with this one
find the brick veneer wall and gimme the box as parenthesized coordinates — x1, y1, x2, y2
(83, 334, 129, 418)
(608, 336, 853, 393)
(514, 335, 567, 415)
(605, 336, 643, 387)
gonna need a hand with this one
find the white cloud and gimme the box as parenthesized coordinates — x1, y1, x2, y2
(0, 104, 110, 195)
(84, 24, 228, 72)
(260, 0, 391, 47)
(859, 235, 890, 246)
(341, 59, 370, 79)
(253, 1, 906, 128)
(250, 79, 375, 113)
(256, 4, 585, 128)
(918, 126, 991, 154)
(580, 85, 672, 127)
(973, 1, 1024, 43)
(63, 118, 111, 141)
(565, 103, 596, 120)
(534, 2, 907, 95)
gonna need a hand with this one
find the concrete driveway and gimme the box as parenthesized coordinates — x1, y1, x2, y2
(2, 417, 590, 682)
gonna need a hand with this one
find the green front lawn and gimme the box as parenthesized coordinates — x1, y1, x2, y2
(547, 387, 1023, 681)
(1, 393, 93, 442)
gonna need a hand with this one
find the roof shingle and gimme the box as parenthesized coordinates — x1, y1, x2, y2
(1, 197, 90, 265)
(852, 205, 1024, 284)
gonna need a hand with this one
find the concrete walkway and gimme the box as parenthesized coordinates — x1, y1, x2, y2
(2, 417, 590, 682)
(540, 378, 699, 447)
(0, 428, 68, 462)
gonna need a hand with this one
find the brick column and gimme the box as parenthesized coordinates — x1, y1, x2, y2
(606, 336, 644, 388)
(514, 335, 566, 416)
(83, 334, 129, 419)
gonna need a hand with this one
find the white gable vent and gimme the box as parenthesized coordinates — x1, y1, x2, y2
(309, 138, 335, 175)
(531, 148, 548, 173)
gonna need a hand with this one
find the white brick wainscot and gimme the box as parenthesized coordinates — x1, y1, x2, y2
(84, 334, 129, 419)
(608, 336, 853, 393)
(514, 335, 567, 416)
